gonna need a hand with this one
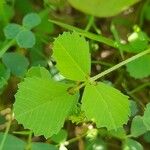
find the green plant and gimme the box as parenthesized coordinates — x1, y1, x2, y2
(1, 0, 150, 150)
(3, 13, 41, 49)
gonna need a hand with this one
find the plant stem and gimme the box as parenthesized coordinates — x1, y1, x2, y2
(126, 134, 133, 138)
(13, 130, 31, 135)
(65, 132, 87, 145)
(139, 0, 149, 27)
(92, 23, 101, 34)
(90, 48, 150, 82)
(129, 83, 150, 94)
(122, 80, 145, 110)
(92, 60, 114, 67)
(0, 39, 15, 58)
(0, 119, 12, 150)
(110, 23, 124, 60)
(25, 131, 32, 150)
(49, 19, 116, 48)
(0, 0, 8, 25)
(85, 16, 94, 31)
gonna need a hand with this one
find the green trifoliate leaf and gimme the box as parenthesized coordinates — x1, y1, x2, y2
(22, 13, 41, 30)
(126, 55, 150, 79)
(4, 23, 22, 39)
(123, 139, 143, 150)
(14, 77, 78, 138)
(52, 32, 91, 81)
(26, 66, 51, 79)
(131, 116, 147, 137)
(2, 52, 29, 77)
(68, 0, 139, 17)
(16, 30, 35, 48)
(81, 82, 130, 130)
(143, 103, 150, 130)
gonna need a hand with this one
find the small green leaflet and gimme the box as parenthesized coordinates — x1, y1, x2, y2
(14, 77, 78, 138)
(126, 55, 150, 79)
(81, 82, 130, 130)
(53, 32, 91, 81)
(143, 131, 150, 143)
(109, 127, 126, 139)
(3, 23, 22, 39)
(26, 66, 51, 79)
(143, 103, 150, 130)
(0, 133, 26, 150)
(123, 138, 143, 150)
(2, 52, 29, 77)
(32, 143, 58, 150)
(131, 116, 147, 137)
(85, 138, 107, 150)
(51, 129, 68, 143)
(0, 63, 10, 90)
(127, 31, 149, 53)
(3, 12, 41, 48)
(68, 0, 139, 17)
(0, 133, 58, 150)
(16, 30, 35, 48)
(130, 100, 138, 117)
(22, 13, 41, 30)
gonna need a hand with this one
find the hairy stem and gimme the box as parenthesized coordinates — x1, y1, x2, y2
(49, 19, 116, 48)
(90, 48, 150, 81)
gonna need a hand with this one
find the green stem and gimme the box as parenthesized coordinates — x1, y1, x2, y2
(0, 119, 12, 150)
(139, 0, 149, 27)
(110, 23, 124, 60)
(25, 131, 32, 150)
(0, 0, 8, 25)
(129, 83, 150, 94)
(13, 130, 31, 135)
(85, 16, 94, 31)
(92, 60, 114, 67)
(130, 93, 145, 110)
(90, 48, 150, 81)
(126, 134, 133, 138)
(114, 69, 124, 86)
(65, 132, 87, 145)
(92, 23, 101, 34)
(49, 19, 116, 48)
(0, 40, 15, 58)
(122, 80, 145, 110)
